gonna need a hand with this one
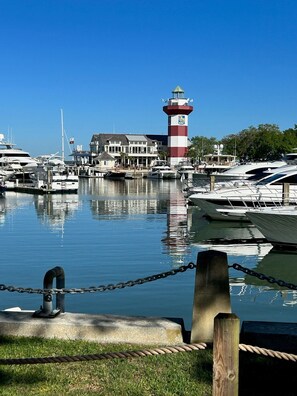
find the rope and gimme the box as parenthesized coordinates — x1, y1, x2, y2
(1, 342, 297, 366)
(0, 343, 207, 365)
(239, 343, 297, 362)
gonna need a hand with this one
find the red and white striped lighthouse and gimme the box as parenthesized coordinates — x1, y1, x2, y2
(163, 86, 193, 167)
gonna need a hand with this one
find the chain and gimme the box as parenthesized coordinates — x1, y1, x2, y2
(230, 263, 297, 290)
(1, 261, 296, 296)
(0, 262, 196, 295)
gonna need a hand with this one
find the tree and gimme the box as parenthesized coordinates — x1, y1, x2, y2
(221, 124, 284, 161)
(282, 125, 297, 153)
(252, 124, 283, 160)
(188, 136, 219, 163)
(190, 123, 297, 162)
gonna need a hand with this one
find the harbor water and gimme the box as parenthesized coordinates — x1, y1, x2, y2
(0, 177, 296, 331)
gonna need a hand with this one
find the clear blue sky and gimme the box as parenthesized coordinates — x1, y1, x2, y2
(0, 0, 297, 157)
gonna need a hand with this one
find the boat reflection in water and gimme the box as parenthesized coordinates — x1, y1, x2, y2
(34, 194, 81, 234)
(189, 206, 272, 258)
(188, 207, 297, 322)
(242, 249, 297, 308)
(191, 209, 297, 316)
(0, 191, 34, 226)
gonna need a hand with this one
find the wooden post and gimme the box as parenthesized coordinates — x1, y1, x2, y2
(282, 183, 290, 206)
(213, 313, 240, 396)
(210, 175, 216, 191)
(191, 250, 231, 343)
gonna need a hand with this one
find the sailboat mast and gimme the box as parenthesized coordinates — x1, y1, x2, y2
(60, 108, 65, 163)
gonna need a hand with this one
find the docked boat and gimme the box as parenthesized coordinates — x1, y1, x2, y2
(26, 110, 79, 193)
(32, 171, 79, 193)
(183, 160, 287, 198)
(283, 149, 297, 165)
(0, 134, 37, 168)
(206, 160, 286, 183)
(176, 161, 195, 180)
(0, 134, 38, 180)
(246, 206, 297, 249)
(104, 170, 126, 180)
(30, 155, 79, 193)
(147, 160, 179, 180)
(184, 161, 287, 196)
(188, 168, 297, 221)
(78, 165, 106, 178)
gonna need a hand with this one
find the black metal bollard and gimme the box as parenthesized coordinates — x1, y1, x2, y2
(33, 266, 65, 318)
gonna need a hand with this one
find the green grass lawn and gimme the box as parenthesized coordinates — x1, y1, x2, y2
(0, 336, 296, 395)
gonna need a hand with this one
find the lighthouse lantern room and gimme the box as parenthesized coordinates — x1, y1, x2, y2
(163, 86, 193, 167)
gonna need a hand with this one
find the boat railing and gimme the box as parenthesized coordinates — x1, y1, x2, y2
(225, 187, 297, 210)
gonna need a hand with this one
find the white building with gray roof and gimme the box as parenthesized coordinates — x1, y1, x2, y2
(89, 133, 167, 168)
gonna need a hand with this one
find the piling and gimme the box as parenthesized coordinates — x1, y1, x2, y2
(282, 183, 290, 206)
(210, 174, 216, 191)
(213, 313, 240, 396)
(191, 250, 231, 343)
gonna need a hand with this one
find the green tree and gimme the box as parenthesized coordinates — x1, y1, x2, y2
(251, 124, 283, 160)
(282, 125, 297, 153)
(190, 123, 297, 162)
(188, 136, 219, 163)
(222, 124, 284, 161)
(221, 134, 238, 157)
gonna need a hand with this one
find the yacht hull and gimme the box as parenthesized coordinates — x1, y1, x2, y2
(246, 207, 297, 248)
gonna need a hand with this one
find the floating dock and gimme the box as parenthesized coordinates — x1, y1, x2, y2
(6, 183, 78, 195)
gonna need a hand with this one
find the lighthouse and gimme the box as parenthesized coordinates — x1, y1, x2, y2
(163, 86, 193, 167)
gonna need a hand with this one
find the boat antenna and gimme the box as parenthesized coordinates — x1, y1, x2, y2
(60, 108, 65, 163)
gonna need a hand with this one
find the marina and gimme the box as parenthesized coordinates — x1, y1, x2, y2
(0, 177, 296, 331)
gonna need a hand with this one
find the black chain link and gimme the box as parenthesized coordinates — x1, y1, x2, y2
(0, 262, 196, 295)
(230, 263, 297, 290)
(1, 261, 296, 296)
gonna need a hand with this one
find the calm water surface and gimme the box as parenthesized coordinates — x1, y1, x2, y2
(0, 178, 296, 330)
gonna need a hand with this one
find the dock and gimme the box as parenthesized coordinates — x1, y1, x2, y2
(6, 184, 78, 194)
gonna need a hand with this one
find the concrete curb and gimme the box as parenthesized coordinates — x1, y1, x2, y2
(0, 309, 185, 345)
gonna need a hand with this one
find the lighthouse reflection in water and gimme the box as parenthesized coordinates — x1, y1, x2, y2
(0, 178, 296, 330)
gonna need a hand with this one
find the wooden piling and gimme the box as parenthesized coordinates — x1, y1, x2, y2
(191, 250, 231, 343)
(213, 313, 240, 396)
(210, 175, 216, 191)
(282, 183, 290, 206)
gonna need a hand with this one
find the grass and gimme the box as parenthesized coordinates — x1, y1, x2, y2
(0, 336, 296, 395)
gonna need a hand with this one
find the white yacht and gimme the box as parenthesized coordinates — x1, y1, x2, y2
(183, 160, 287, 198)
(283, 150, 297, 165)
(207, 160, 286, 183)
(189, 168, 297, 221)
(246, 206, 297, 249)
(0, 134, 38, 176)
(176, 160, 195, 180)
(147, 160, 179, 180)
(31, 155, 79, 193)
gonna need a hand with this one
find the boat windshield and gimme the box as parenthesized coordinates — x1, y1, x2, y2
(256, 172, 297, 186)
